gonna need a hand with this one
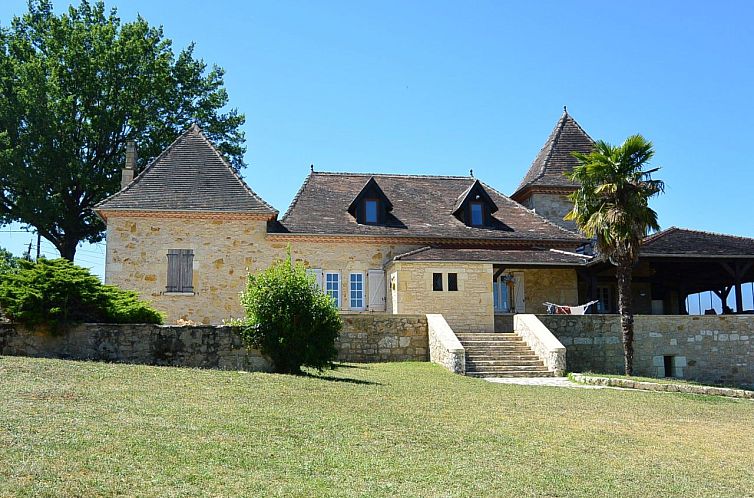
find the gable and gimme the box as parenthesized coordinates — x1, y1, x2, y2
(95, 125, 277, 219)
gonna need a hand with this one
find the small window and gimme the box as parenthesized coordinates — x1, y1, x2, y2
(325, 272, 340, 308)
(166, 249, 194, 293)
(350, 273, 365, 310)
(365, 199, 378, 224)
(433, 273, 443, 291)
(470, 202, 484, 226)
(448, 273, 458, 291)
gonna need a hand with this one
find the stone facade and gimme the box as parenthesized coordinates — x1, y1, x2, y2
(336, 313, 427, 362)
(105, 215, 417, 324)
(0, 314, 429, 369)
(388, 261, 494, 332)
(520, 193, 576, 231)
(539, 314, 754, 387)
(517, 268, 578, 314)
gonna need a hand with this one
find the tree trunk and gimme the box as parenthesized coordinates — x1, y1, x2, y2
(57, 237, 78, 262)
(616, 262, 634, 375)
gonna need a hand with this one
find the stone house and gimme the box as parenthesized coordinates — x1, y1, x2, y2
(94, 111, 754, 333)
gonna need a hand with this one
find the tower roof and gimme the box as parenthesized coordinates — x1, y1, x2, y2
(511, 109, 595, 201)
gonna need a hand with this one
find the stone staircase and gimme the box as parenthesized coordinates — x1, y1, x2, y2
(455, 332, 554, 378)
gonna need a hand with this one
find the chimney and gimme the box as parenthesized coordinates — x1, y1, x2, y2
(121, 140, 137, 189)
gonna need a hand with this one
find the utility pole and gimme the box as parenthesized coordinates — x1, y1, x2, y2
(36, 232, 41, 261)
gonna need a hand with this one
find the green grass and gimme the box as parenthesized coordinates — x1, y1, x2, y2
(1, 357, 753, 497)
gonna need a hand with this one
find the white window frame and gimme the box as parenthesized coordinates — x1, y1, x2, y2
(325, 272, 340, 308)
(349, 272, 365, 311)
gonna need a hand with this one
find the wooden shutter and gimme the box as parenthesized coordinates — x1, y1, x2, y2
(513, 271, 525, 313)
(179, 249, 194, 292)
(306, 268, 323, 291)
(167, 249, 193, 292)
(166, 250, 180, 292)
(367, 269, 386, 311)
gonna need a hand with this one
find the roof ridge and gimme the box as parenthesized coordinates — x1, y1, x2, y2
(311, 171, 473, 180)
(480, 180, 585, 240)
(644, 226, 754, 244)
(393, 246, 432, 261)
(192, 126, 278, 215)
(94, 126, 195, 209)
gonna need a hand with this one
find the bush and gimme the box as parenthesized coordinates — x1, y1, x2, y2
(0, 258, 163, 331)
(241, 252, 342, 374)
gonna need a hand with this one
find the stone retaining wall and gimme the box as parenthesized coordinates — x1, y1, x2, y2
(539, 315, 754, 387)
(336, 313, 428, 362)
(0, 313, 428, 370)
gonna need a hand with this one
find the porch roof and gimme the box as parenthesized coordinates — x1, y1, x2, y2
(393, 247, 593, 266)
(641, 227, 754, 258)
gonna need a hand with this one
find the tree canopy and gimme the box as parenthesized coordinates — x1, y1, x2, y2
(566, 134, 664, 374)
(0, 0, 246, 260)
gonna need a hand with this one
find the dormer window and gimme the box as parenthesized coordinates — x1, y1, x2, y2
(452, 179, 499, 228)
(348, 176, 393, 225)
(365, 199, 378, 224)
(470, 202, 484, 226)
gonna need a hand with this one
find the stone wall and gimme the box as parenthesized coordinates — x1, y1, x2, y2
(336, 313, 427, 362)
(539, 314, 754, 387)
(0, 314, 429, 369)
(518, 268, 578, 314)
(389, 261, 494, 332)
(105, 215, 418, 324)
(427, 314, 465, 374)
(514, 314, 566, 375)
(521, 193, 576, 231)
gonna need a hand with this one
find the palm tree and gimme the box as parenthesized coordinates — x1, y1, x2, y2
(565, 135, 665, 375)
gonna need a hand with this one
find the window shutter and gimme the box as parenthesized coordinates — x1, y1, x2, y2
(166, 249, 180, 292)
(513, 271, 525, 313)
(367, 269, 386, 311)
(306, 268, 324, 290)
(180, 249, 194, 292)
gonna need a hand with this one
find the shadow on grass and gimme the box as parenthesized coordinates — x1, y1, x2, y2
(331, 362, 369, 370)
(301, 372, 381, 386)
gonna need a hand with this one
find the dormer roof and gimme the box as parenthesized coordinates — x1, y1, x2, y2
(95, 125, 277, 220)
(511, 109, 595, 202)
(451, 179, 498, 217)
(347, 176, 393, 216)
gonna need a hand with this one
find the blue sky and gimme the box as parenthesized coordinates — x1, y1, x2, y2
(2, 1, 754, 311)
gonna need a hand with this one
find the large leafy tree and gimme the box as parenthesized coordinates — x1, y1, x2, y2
(566, 135, 664, 375)
(0, 0, 246, 260)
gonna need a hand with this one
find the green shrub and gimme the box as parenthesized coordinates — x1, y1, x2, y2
(0, 258, 162, 331)
(240, 252, 342, 374)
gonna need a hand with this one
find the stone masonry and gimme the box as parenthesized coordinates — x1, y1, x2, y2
(0, 313, 428, 370)
(540, 314, 754, 387)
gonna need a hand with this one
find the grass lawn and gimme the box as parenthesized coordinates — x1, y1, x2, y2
(1, 356, 753, 497)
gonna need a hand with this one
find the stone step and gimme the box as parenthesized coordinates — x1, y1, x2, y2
(466, 359, 545, 367)
(462, 345, 535, 352)
(466, 370, 555, 378)
(467, 364, 551, 373)
(465, 353, 540, 360)
(456, 332, 519, 338)
(458, 340, 527, 346)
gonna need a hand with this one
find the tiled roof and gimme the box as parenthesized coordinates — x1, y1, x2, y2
(394, 247, 592, 265)
(511, 109, 595, 200)
(641, 227, 754, 257)
(275, 172, 584, 243)
(95, 125, 277, 216)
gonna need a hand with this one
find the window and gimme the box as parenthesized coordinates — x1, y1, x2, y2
(166, 249, 194, 293)
(325, 272, 340, 308)
(448, 273, 458, 291)
(470, 202, 484, 226)
(432, 272, 443, 291)
(597, 286, 613, 313)
(365, 199, 378, 224)
(350, 273, 365, 310)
